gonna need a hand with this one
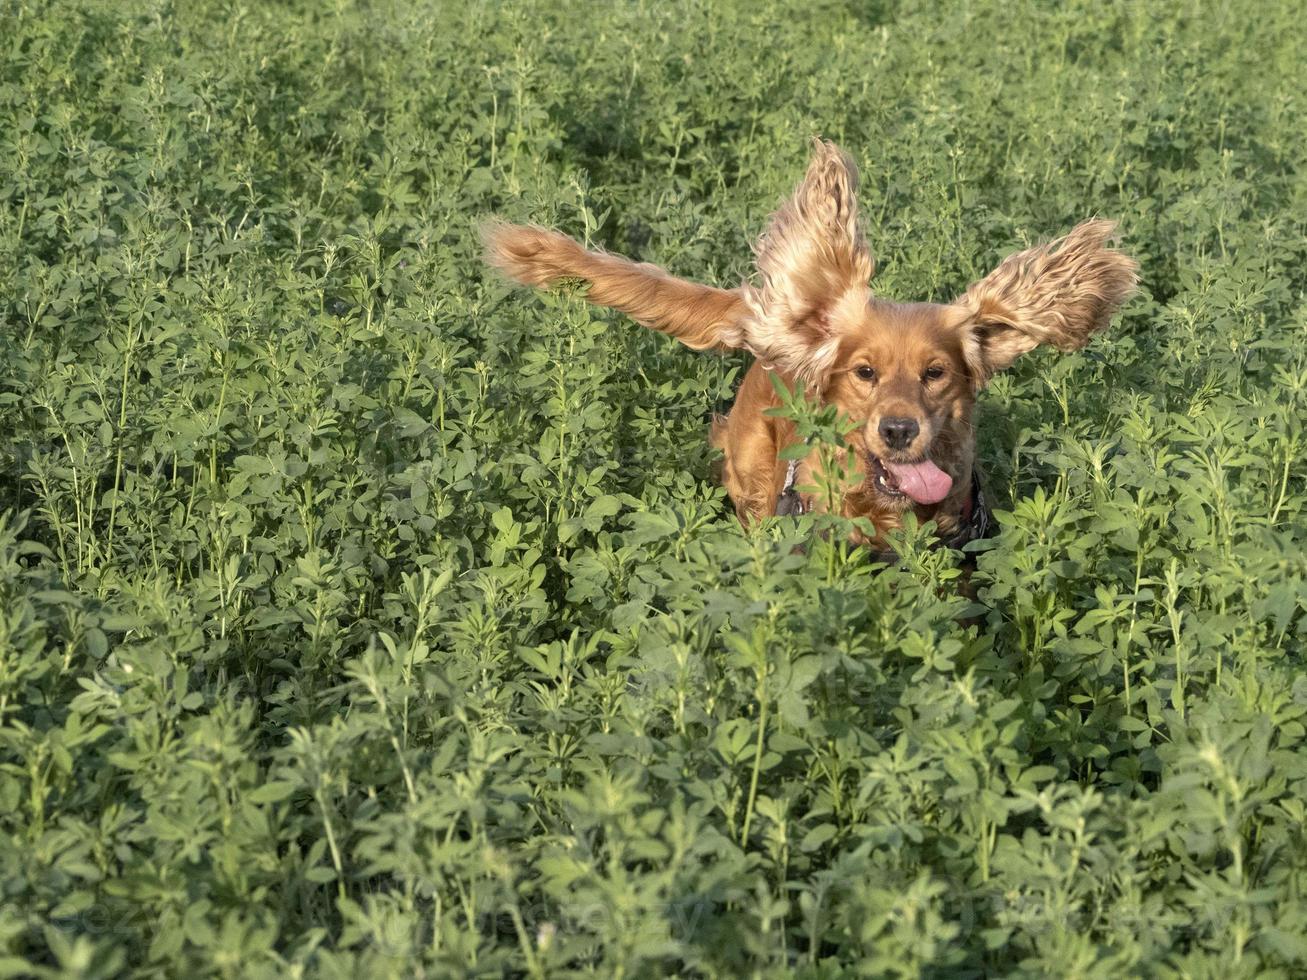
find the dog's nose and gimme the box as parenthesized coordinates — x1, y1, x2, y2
(879, 417, 920, 450)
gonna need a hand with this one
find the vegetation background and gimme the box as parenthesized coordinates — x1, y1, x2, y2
(1, 0, 1305, 975)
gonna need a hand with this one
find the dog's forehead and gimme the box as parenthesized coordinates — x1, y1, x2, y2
(841, 300, 966, 363)
(867, 299, 965, 331)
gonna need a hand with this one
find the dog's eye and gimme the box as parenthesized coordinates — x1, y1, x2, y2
(855, 366, 877, 382)
(922, 365, 946, 382)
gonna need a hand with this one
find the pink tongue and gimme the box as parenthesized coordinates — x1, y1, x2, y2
(882, 459, 953, 505)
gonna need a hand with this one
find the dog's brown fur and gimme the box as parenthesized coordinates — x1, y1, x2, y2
(484, 140, 1138, 547)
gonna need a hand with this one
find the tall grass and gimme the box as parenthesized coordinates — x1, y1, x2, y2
(0, 0, 1304, 975)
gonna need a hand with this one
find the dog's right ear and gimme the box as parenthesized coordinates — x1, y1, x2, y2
(481, 221, 747, 352)
(740, 139, 875, 386)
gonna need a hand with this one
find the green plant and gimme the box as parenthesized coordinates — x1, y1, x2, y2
(0, 0, 1304, 975)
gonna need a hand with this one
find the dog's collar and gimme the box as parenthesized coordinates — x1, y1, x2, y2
(775, 462, 994, 563)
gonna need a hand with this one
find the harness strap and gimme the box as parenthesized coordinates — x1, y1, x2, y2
(774, 469, 995, 562)
(775, 460, 805, 516)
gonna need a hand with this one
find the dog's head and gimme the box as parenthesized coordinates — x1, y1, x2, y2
(734, 140, 1138, 511)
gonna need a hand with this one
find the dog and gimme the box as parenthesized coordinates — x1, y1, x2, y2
(483, 140, 1138, 552)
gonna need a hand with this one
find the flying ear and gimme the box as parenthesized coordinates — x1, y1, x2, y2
(482, 221, 748, 351)
(738, 139, 875, 385)
(955, 219, 1139, 387)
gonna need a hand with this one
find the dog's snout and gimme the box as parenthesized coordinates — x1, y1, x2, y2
(879, 416, 920, 450)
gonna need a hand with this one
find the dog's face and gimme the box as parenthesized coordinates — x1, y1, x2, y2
(820, 301, 976, 509)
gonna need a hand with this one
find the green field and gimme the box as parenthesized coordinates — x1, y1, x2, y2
(2, 0, 1306, 976)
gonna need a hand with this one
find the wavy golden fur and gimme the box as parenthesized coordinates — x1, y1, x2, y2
(481, 222, 746, 351)
(483, 139, 1138, 545)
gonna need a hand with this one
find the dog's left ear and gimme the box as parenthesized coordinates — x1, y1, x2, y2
(739, 139, 875, 386)
(954, 219, 1139, 388)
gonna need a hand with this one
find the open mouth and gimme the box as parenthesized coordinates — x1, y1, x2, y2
(867, 454, 953, 505)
